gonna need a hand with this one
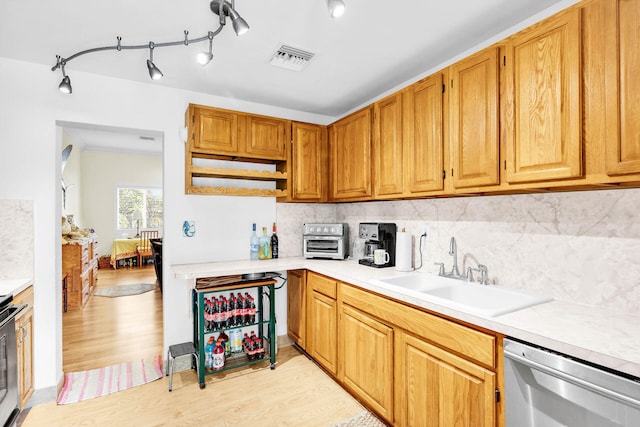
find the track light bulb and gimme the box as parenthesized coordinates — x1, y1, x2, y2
(147, 43, 163, 80)
(229, 8, 250, 35)
(147, 60, 163, 80)
(58, 75, 72, 94)
(327, 0, 346, 18)
(197, 52, 214, 65)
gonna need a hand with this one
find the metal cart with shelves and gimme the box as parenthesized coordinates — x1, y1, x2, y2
(192, 278, 277, 389)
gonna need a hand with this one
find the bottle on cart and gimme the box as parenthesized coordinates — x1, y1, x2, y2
(271, 222, 278, 259)
(245, 292, 256, 324)
(250, 223, 259, 260)
(227, 294, 236, 327)
(236, 294, 245, 326)
(218, 330, 230, 356)
(230, 328, 242, 353)
(205, 336, 215, 369)
(212, 339, 225, 371)
(259, 227, 272, 260)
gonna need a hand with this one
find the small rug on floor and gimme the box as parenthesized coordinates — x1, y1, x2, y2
(330, 410, 388, 427)
(94, 283, 156, 297)
(57, 355, 163, 405)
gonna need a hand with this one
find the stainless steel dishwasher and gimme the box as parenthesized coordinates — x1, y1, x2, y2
(504, 338, 640, 426)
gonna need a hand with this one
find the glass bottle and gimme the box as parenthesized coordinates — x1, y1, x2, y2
(250, 223, 259, 260)
(259, 226, 272, 260)
(271, 222, 279, 259)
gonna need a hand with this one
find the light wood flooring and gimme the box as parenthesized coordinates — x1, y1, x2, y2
(20, 266, 371, 426)
(62, 265, 163, 372)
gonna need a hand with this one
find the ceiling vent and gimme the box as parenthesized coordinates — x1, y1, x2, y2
(269, 45, 315, 71)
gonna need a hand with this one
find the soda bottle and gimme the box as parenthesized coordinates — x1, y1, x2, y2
(227, 294, 236, 327)
(245, 292, 256, 324)
(236, 294, 244, 326)
(212, 339, 225, 370)
(205, 336, 215, 369)
(212, 297, 220, 331)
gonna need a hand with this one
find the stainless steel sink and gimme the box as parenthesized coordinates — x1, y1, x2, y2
(375, 273, 552, 317)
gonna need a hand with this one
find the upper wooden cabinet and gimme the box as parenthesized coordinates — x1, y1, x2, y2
(449, 47, 500, 189)
(185, 104, 290, 197)
(188, 104, 289, 160)
(603, 0, 640, 176)
(290, 122, 328, 201)
(245, 115, 290, 160)
(329, 107, 373, 201)
(373, 73, 446, 199)
(404, 73, 446, 195)
(373, 92, 404, 198)
(191, 106, 240, 155)
(503, 9, 582, 183)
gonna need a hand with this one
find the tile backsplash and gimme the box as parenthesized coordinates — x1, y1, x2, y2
(0, 200, 34, 279)
(278, 188, 640, 314)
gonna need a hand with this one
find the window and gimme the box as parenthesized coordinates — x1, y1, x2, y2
(116, 187, 163, 231)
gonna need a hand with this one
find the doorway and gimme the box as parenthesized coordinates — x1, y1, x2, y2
(57, 121, 164, 372)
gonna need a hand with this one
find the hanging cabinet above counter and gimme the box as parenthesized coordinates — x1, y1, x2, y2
(185, 104, 291, 198)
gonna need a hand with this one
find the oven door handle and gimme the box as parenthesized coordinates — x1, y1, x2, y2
(504, 347, 640, 410)
(0, 304, 27, 329)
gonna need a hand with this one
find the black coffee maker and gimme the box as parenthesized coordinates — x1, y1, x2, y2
(358, 222, 397, 268)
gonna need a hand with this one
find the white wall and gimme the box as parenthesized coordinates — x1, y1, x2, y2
(81, 151, 162, 256)
(0, 56, 331, 397)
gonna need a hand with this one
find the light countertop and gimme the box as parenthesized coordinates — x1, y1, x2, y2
(172, 257, 640, 378)
(0, 278, 33, 298)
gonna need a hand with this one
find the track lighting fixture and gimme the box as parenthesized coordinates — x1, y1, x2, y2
(327, 0, 346, 18)
(146, 42, 163, 80)
(57, 58, 72, 94)
(197, 32, 215, 65)
(51, 0, 249, 93)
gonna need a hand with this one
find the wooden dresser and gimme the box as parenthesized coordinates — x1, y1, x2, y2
(62, 237, 99, 310)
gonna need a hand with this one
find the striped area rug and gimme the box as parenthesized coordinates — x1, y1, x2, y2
(57, 355, 163, 405)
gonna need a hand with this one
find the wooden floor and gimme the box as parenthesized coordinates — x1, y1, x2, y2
(62, 265, 163, 372)
(20, 266, 370, 426)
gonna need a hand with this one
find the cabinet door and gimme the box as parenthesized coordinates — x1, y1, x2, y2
(404, 73, 445, 194)
(604, 0, 640, 175)
(504, 9, 582, 183)
(374, 92, 404, 198)
(449, 47, 500, 188)
(307, 289, 337, 375)
(329, 108, 373, 201)
(290, 122, 327, 201)
(16, 307, 34, 409)
(191, 106, 240, 154)
(287, 270, 306, 348)
(395, 330, 496, 427)
(340, 304, 394, 422)
(245, 115, 289, 160)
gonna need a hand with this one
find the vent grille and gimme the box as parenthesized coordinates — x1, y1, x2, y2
(269, 45, 315, 71)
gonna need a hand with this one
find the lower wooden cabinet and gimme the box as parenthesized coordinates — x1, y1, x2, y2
(286, 270, 306, 348)
(395, 330, 497, 426)
(289, 272, 503, 426)
(339, 303, 394, 421)
(13, 286, 34, 409)
(306, 272, 338, 375)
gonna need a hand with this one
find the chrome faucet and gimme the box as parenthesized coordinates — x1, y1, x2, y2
(448, 237, 461, 278)
(466, 264, 489, 285)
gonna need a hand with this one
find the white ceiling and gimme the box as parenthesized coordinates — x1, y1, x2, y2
(1, 0, 573, 151)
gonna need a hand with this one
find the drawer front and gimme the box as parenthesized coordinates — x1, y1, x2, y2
(308, 272, 337, 299)
(340, 283, 497, 369)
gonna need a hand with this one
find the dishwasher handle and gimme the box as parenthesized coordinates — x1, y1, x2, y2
(504, 347, 640, 410)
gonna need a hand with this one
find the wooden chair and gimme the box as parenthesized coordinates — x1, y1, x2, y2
(137, 230, 159, 267)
